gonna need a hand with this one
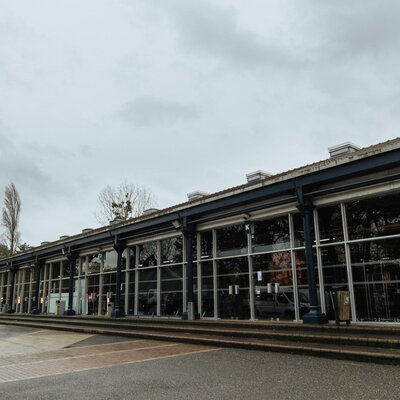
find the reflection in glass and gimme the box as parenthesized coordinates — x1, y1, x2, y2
(127, 271, 135, 315)
(51, 262, 61, 279)
(346, 193, 400, 240)
(318, 205, 344, 243)
(161, 265, 183, 316)
(294, 250, 318, 318)
(101, 272, 118, 315)
(161, 237, 183, 264)
(252, 252, 294, 320)
(217, 257, 250, 319)
(216, 225, 247, 257)
(200, 262, 214, 317)
(320, 245, 348, 320)
(138, 268, 157, 315)
(87, 274, 100, 315)
(291, 213, 315, 248)
(200, 231, 213, 259)
(351, 238, 400, 321)
(103, 251, 117, 272)
(139, 242, 158, 267)
(128, 247, 135, 269)
(252, 216, 290, 253)
(87, 254, 101, 274)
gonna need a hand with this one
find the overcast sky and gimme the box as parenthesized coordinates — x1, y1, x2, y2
(1, 0, 399, 246)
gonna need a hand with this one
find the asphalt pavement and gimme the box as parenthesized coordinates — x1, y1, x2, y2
(0, 325, 399, 400)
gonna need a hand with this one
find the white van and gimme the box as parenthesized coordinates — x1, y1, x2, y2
(254, 286, 309, 318)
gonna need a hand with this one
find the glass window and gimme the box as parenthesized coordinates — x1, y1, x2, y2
(216, 225, 247, 258)
(217, 257, 250, 319)
(200, 231, 213, 259)
(252, 216, 290, 253)
(321, 245, 348, 285)
(252, 252, 293, 286)
(318, 205, 344, 243)
(51, 262, 61, 279)
(102, 250, 128, 272)
(128, 247, 136, 269)
(291, 213, 315, 247)
(192, 234, 198, 261)
(350, 238, 400, 321)
(87, 275, 100, 315)
(346, 193, 400, 240)
(127, 270, 135, 314)
(200, 262, 214, 317)
(62, 259, 78, 277)
(161, 237, 183, 264)
(138, 268, 158, 315)
(294, 249, 320, 319)
(103, 251, 117, 272)
(87, 254, 101, 274)
(138, 242, 158, 267)
(161, 265, 183, 316)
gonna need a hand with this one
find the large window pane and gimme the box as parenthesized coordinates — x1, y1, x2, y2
(294, 250, 318, 318)
(216, 225, 247, 258)
(200, 262, 214, 317)
(200, 231, 213, 259)
(87, 254, 101, 274)
(87, 275, 100, 315)
(320, 245, 348, 320)
(292, 213, 315, 248)
(161, 237, 183, 264)
(252, 216, 290, 253)
(161, 265, 183, 316)
(138, 268, 157, 315)
(252, 252, 294, 320)
(127, 271, 135, 315)
(318, 205, 344, 243)
(139, 242, 158, 267)
(217, 257, 250, 319)
(350, 238, 400, 321)
(51, 262, 61, 279)
(103, 251, 117, 272)
(346, 193, 400, 240)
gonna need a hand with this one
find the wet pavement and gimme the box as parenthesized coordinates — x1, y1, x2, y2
(1, 325, 400, 399)
(0, 325, 217, 385)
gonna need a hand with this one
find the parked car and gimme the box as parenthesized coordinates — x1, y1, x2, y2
(254, 286, 309, 318)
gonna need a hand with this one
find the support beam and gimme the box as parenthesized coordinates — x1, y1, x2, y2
(64, 250, 78, 316)
(31, 259, 43, 314)
(111, 238, 126, 318)
(181, 218, 198, 320)
(296, 187, 328, 324)
(6, 266, 18, 313)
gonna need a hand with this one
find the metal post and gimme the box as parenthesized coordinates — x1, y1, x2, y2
(6, 267, 17, 313)
(182, 219, 197, 320)
(64, 253, 77, 316)
(111, 239, 126, 318)
(31, 260, 42, 314)
(297, 196, 327, 324)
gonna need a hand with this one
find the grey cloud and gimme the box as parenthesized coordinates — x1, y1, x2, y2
(298, 1, 400, 60)
(157, 0, 293, 69)
(120, 96, 199, 127)
(0, 132, 52, 194)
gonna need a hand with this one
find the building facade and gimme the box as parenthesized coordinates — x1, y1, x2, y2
(1, 139, 400, 324)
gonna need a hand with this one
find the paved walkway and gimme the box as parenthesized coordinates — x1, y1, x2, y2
(0, 326, 217, 384)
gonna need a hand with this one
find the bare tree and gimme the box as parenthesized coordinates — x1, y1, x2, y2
(1, 183, 21, 255)
(95, 181, 157, 225)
